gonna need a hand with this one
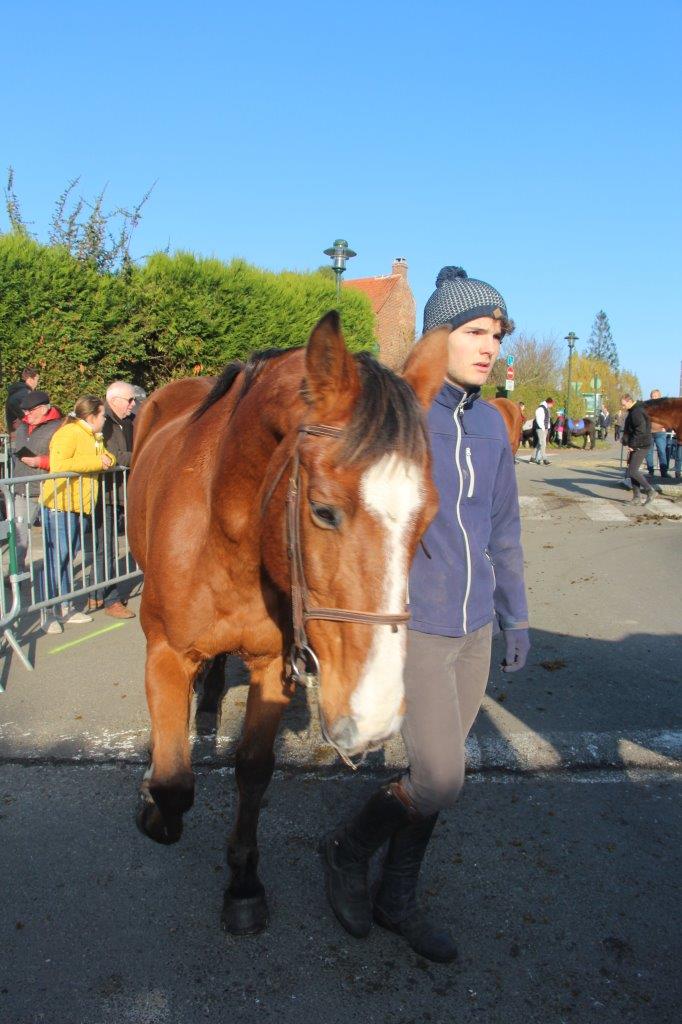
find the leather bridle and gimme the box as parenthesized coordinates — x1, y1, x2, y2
(283, 424, 411, 690)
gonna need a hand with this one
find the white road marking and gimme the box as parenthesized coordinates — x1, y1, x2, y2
(518, 496, 550, 520)
(575, 498, 628, 522)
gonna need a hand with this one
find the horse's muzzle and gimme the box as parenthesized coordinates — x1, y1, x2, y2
(326, 715, 361, 756)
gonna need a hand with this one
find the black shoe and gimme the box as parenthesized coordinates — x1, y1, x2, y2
(373, 812, 458, 964)
(319, 784, 411, 939)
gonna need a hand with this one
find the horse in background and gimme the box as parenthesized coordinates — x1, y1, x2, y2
(488, 397, 523, 455)
(642, 397, 682, 438)
(128, 312, 450, 936)
(560, 417, 596, 449)
(643, 397, 682, 477)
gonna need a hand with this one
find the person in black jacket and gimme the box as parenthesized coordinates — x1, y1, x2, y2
(621, 394, 656, 505)
(4, 367, 40, 436)
(88, 382, 137, 618)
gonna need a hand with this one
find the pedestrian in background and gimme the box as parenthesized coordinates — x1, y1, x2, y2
(645, 389, 669, 480)
(40, 396, 116, 634)
(533, 397, 554, 464)
(598, 406, 611, 441)
(5, 367, 40, 437)
(10, 390, 61, 571)
(621, 394, 656, 506)
(88, 382, 137, 618)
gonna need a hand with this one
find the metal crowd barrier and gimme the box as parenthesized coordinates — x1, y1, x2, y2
(1, 466, 142, 678)
(0, 434, 9, 480)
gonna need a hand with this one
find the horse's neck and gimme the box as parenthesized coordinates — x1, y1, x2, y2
(213, 378, 304, 524)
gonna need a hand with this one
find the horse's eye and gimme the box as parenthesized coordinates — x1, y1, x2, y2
(310, 501, 341, 530)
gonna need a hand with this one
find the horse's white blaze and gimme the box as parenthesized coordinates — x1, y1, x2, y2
(350, 455, 423, 746)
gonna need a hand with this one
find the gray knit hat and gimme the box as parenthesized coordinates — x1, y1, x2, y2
(423, 266, 508, 334)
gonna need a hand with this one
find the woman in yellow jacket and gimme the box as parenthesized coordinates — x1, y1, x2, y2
(41, 395, 116, 634)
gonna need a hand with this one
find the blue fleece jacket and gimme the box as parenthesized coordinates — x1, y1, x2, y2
(409, 381, 529, 637)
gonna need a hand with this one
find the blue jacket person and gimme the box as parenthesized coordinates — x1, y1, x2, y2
(320, 267, 530, 962)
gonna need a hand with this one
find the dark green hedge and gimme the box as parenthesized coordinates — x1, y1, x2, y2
(0, 234, 376, 422)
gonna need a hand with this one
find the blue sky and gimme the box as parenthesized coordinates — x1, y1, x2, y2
(3, 1, 681, 396)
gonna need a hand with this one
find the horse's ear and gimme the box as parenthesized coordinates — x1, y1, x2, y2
(401, 326, 450, 410)
(304, 311, 360, 418)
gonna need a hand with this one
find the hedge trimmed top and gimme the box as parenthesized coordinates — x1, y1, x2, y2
(0, 234, 377, 424)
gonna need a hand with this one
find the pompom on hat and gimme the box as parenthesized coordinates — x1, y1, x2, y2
(423, 266, 509, 334)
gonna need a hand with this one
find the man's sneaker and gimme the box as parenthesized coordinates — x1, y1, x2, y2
(543, 460, 551, 465)
(44, 616, 63, 635)
(642, 489, 656, 506)
(62, 610, 93, 625)
(105, 601, 135, 620)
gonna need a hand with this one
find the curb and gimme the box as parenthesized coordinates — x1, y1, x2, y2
(1, 727, 680, 775)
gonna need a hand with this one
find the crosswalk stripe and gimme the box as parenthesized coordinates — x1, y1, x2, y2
(576, 499, 628, 522)
(518, 496, 550, 520)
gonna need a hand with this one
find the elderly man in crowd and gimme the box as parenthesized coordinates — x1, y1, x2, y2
(87, 381, 137, 619)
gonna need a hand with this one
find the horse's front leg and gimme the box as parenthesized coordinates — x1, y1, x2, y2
(136, 638, 200, 845)
(223, 656, 291, 935)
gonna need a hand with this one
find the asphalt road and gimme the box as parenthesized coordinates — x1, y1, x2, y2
(0, 442, 680, 1024)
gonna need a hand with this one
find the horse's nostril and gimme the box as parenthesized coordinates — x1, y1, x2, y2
(329, 716, 359, 753)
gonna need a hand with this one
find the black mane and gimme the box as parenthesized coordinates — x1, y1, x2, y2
(192, 347, 426, 465)
(192, 348, 294, 422)
(340, 353, 426, 465)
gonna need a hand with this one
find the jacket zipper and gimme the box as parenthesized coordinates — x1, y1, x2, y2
(465, 447, 475, 498)
(453, 397, 471, 632)
(485, 549, 496, 589)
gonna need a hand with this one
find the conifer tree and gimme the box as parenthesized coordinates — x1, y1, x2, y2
(586, 310, 619, 372)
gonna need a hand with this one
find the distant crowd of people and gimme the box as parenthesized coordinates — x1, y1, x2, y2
(4, 367, 142, 634)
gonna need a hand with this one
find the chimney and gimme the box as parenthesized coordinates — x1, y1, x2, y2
(392, 257, 408, 279)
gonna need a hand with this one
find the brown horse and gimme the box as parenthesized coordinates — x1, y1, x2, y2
(488, 397, 523, 455)
(562, 417, 596, 449)
(128, 312, 449, 935)
(642, 397, 682, 437)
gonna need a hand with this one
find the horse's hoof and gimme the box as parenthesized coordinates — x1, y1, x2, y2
(221, 892, 269, 936)
(135, 791, 184, 845)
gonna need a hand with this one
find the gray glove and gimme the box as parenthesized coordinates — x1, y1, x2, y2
(501, 628, 530, 673)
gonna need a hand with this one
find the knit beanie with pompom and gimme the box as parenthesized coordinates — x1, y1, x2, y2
(422, 266, 508, 334)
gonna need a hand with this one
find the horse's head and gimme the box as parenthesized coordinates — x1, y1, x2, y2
(261, 313, 449, 759)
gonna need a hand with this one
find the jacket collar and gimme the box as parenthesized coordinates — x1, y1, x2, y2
(434, 379, 481, 412)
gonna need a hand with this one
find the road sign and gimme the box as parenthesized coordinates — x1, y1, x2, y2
(506, 365, 515, 380)
(505, 379, 515, 391)
(506, 355, 515, 366)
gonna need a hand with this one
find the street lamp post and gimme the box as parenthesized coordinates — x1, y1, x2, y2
(565, 331, 578, 423)
(323, 239, 357, 298)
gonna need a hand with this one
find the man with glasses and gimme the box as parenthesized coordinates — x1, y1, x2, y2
(87, 382, 137, 618)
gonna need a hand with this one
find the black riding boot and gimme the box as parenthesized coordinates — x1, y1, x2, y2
(373, 812, 458, 963)
(319, 784, 411, 938)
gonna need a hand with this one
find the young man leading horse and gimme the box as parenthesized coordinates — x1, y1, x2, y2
(320, 266, 530, 963)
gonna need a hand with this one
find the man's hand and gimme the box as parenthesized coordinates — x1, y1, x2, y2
(501, 628, 530, 673)
(20, 455, 42, 468)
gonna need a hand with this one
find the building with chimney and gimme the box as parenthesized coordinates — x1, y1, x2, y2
(344, 258, 416, 370)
